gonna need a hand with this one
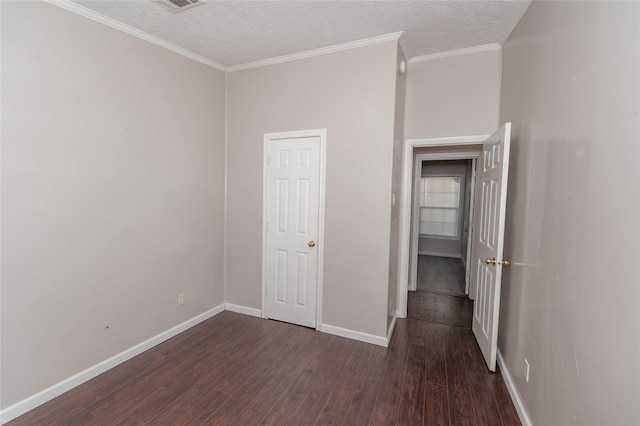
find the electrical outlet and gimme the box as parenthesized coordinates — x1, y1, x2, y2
(178, 293, 184, 306)
(524, 358, 530, 382)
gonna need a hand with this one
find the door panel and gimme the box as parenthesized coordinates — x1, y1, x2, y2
(266, 136, 321, 328)
(471, 123, 511, 371)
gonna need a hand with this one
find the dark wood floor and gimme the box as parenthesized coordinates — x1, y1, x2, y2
(9, 259, 520, 425)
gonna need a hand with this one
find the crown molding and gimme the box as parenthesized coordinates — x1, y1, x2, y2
(408, 43, 501, 64)
(227, 31, 403, 72)
(44, 0, 227, 72)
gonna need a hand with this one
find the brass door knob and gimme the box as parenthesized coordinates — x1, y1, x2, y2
(485, 258, 510, 266)
(308, 241, 316, 247)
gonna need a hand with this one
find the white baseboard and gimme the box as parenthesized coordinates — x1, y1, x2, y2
(418, 251, 462, 259)
(224, 303, 262, 318)
(320, 323, 388, 347)
(497, 350, 532, 426)
(0, 304, 225, 425)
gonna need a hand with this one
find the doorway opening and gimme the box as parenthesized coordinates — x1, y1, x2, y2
(411, 158, 478, 295)
(407, 154, 480, 327)
(398, 124, 512, 372)
(398, 135, 487, 320)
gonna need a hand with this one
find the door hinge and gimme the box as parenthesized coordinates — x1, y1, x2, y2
(266, 221, 270, 232)
(265, 286, 269, 297)
(267, 155, 271, 166)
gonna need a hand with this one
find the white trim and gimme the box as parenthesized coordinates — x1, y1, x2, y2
(262, 129, 327, 329)
(408, 43, 501, 64)
(0, 304, 225, 424)
(398, 135, 488, 318)
(320, 324, 388, 347)
(225, 303, 262, 318)
(386, 311, 398, 344)
(43, 0, 226, 71)
(465, 158, 478, 296)
(228, 32, 402, 72)
(417, 251, 462, 259)
(497, 350, 533, 426)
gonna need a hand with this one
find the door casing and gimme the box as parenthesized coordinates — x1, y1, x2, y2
(261, 128, 327, 329)
(398, 135, 489, 318)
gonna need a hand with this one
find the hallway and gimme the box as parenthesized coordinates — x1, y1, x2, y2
(408, 255, 473, 327)
(402, 254, 521, 425)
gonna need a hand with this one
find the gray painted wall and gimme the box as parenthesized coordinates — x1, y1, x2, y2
(1, 1, 226, 408)
(404, 49, 501, 140)
(226, 41, 398, 338)
(499, 1, 640, 424)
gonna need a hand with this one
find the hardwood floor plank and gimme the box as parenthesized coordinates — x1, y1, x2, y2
(293, 336, 355, 396)
(369, 403, 398, 426)
(446, 328, 477, 426)
(374, 319, 411, 408)
(228, 372, 296, 425)
(459, 328, 496, 388)
(493, 369, 522, 426)
(397, 343, 426, 426)
(312, 341, 386, 426)
(259, 375, 324, 425)
(314, 385, 358, 426)
(408, 317, 430, 346)
(424, 383, 449, 426)
(286, 381, 334, 426)
(341, 381, 384, 426)
(147, 388, 230, 425)
(204, 373, 277, 425)
(469, 381, 503, 426)
(425, 322, 448, 387)
(216, 323, 313, 395)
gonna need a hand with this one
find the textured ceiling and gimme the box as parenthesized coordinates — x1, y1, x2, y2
(71, 0, 531, 67)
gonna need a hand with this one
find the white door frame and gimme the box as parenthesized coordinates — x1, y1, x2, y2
(465, 158, 478, 296)
(398, 135, 489, 318)
(410, 153, 480, 293)
(262, 128, 327, 329)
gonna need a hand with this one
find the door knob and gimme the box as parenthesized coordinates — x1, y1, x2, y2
(308, 241, 316, 247)
(485, 258, 510, 266)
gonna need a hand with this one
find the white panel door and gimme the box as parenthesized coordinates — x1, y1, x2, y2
(265, 136, 321, 328)
(471, 123, 511, 371)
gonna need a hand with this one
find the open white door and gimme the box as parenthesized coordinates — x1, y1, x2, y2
(471, 122, 511, 371)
